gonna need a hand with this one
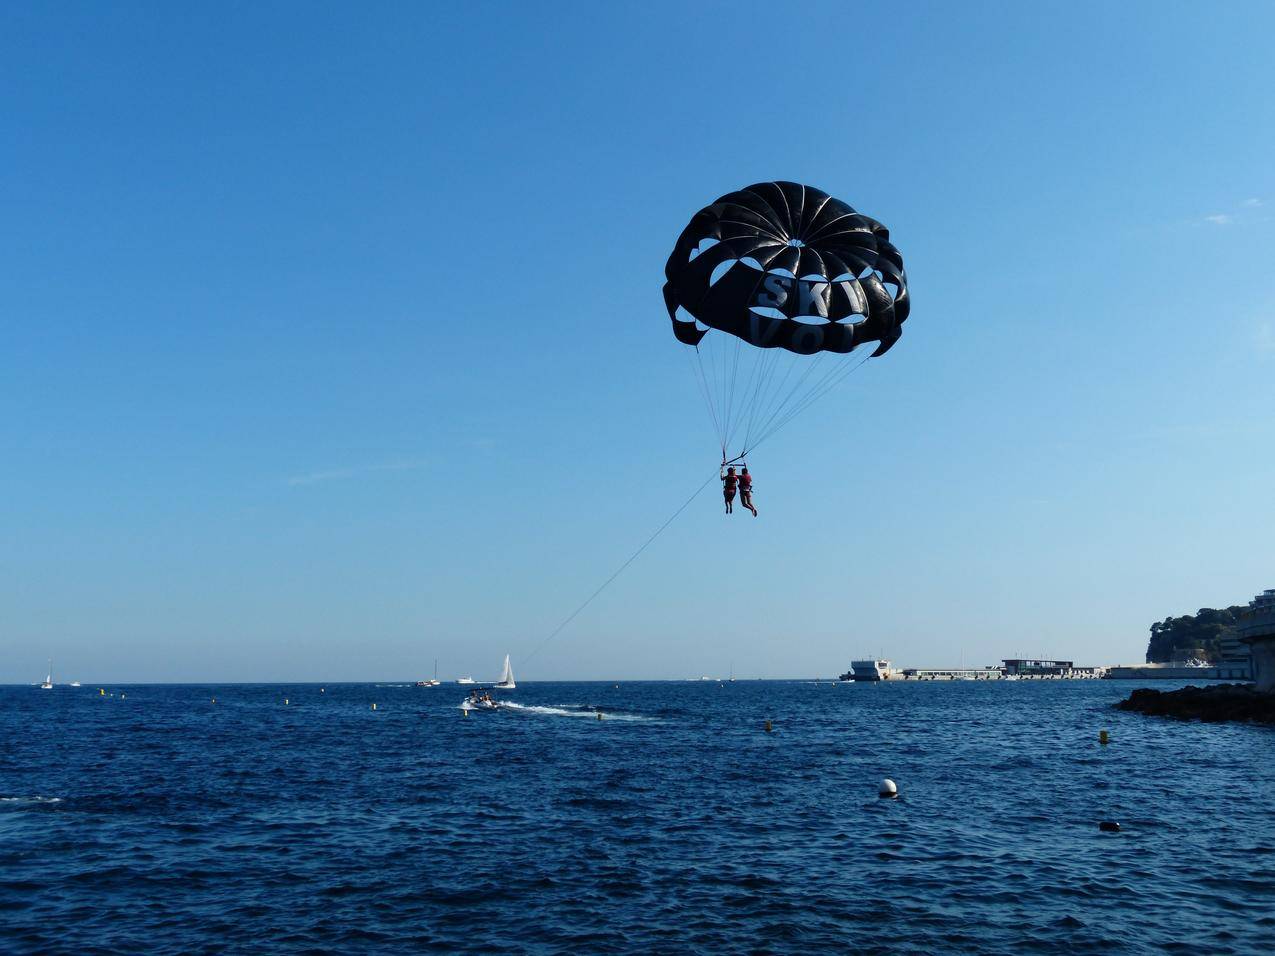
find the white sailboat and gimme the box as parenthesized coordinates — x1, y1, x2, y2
(415, 658, 442, 687)
(493, 654, 516, 690)
(40, 661, 53, 690)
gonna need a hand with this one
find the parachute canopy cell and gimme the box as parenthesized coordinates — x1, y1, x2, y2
(663, 181, 909, 357)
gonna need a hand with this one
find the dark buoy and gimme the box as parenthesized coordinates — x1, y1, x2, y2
(879, 778, 898, 799)
(764, 720, 773, 733)
(1099, 820, 1121, 832)
(1099, 729, 1109, 745)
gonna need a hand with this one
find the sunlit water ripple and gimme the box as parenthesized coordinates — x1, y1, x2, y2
(2, 680, 1273, 953)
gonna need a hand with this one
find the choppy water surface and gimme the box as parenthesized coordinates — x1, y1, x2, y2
(2, 680, 1273, 953)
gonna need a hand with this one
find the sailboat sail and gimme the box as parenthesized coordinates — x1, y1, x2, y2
(495, 654, 516, 690)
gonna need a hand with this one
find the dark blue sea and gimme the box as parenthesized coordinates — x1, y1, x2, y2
(3, 679, 1273, 954)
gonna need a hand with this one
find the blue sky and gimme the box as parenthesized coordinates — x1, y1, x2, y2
(3, 1, 1273, 682)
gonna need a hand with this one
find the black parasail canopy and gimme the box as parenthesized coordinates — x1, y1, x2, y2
(663, 181, 909, 356)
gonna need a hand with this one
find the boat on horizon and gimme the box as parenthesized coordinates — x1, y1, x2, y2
(839, 660, 893, 682)
(493, 654, 516, 690)
(456, 676, 476, 685)
(40, 661, 53, 690)
(415, 658, 442, 687)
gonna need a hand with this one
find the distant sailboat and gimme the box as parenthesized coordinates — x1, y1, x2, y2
(415, 658, 442, 687)
(40, 661, 53, 690)
(493, 654, 516, 690)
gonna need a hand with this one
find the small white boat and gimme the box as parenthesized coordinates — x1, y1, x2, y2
(456, 676, 476, 685)
(69, 681, 81, 687)
(493, 654, 516, 691)
(416, 659, 442, 687)
(40, 661, 53, 690)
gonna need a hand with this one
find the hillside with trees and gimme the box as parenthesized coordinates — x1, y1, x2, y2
(1145, 607, 1245, 663)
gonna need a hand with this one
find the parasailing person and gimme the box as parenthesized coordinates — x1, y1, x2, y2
(738, 465, 757, 517)
(721, 465, 739, 514)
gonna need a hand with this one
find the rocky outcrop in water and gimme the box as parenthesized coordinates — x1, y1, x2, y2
(1117, 683, 1275, 724)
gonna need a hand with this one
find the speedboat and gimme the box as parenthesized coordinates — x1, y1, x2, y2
(456, 676, 476, 685)
(461, 693, 501, 712)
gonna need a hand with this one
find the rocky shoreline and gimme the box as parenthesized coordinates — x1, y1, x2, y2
(1117, 683, 1275, 724)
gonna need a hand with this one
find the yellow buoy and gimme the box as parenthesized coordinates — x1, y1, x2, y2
(372, 703, 377, 710)
(121, 693, 126, 699)
(99, 688, 105, 696)
(320, 688, 325, 694)
(285, 698, 289, 705)
(1099, 729, 1110, 745)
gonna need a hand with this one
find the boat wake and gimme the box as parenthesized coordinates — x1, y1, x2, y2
(501, 702, 656, 723)
(1, 795, 63, 808)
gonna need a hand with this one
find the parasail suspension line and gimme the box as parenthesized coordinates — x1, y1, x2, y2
(521, 469, 719, 667)
(686, 344, 726, 461)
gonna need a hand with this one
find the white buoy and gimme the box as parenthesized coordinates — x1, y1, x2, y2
(879, 778, 898, 799)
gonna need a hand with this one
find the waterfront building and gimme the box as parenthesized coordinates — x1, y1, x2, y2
(1001, 659, 1073, 677)
(899, 667, 1000, 680)
(1218, 609, 1255, 681)
(1239, 588, 1275, 692)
